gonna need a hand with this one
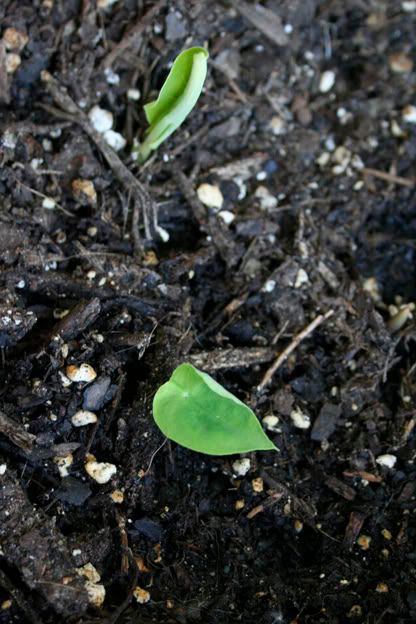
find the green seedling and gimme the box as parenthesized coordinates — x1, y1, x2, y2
(134, 47, 209, 164)
(153, 363, 277, 455)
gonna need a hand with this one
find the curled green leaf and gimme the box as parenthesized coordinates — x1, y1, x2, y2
(153, 363, 278, 455)
(134, 47, 209, 163)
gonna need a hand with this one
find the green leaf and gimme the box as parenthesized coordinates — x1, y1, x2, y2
(134, 47, 209, 163)
(153, 363, 278, 455)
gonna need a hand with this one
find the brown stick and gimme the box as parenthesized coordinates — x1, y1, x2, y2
(363, 167, 415, 188)
(257, 310, 334, 392)
(99, 0, 167, 70)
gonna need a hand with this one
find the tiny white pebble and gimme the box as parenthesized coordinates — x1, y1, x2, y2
(2, 130, 17, 149)
(351, 154, 365, 170)
(59, 371, 72, 387)
(104, 129, 126, 151)
(66, 363, 97, 383)
(6, 53, 21, 74)
(72, 179, 97, 204)
(284, 23, 293, 34)
(0, 464, 7, 475)
(294, 269, 309, 288)
(30, 158, 43, 170)
(316, 152, 330, 168)
(54, 453, 73, 478)
(127, 88, 141, 101)
(16, 279, 25, 289)
(234, 176, 247, 200)
(197, 183, 223, 209)
(319, 70, 336, 93)
(402, 105, 416, 124)
(333, 145, 351, 167)
(218, 210, 235, 225)
(391, 119, 405, 137)
(133, 586, 151, 604)
(85, 581, 106, 608)
(77, 563, 101, 583)
(332, 164, 346, 176)
(232, 458, 251, 477)
(72, 549, 82, 556)
(155, 225, 170, 243)
(110, 489, 124, 503)
(376, 454, 397, 469)
(290, 408, 311, 430)
(255, 185, 278, 211)
(85, 460, 117, 484)
(42, 138, 53, 151)
(88, 105, 113, 133)
(388, 303, 414, 332)
(269, 116, 286, 136)
(3, 27, 28, 51)
(71, 410, 98, 427)
(104, 67, 120, 85)
(262, 415, 280, 432)
(46, 259, 57, 271)
(325, 136, 336, 151)
(262, 279, 276, 293)
(42, 197, 56, 210)
(256, 171, 267, 181)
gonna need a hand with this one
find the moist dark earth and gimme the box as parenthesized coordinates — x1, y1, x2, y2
(1, 1, 416, 623)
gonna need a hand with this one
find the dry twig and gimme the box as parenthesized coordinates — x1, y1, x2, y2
(363, 167, 415, 188)
(257, 310, 335, 392)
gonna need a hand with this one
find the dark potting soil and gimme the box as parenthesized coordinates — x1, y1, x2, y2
(0, 1, 416, 623)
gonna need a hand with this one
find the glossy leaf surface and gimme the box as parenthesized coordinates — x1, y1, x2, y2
(135, 47, 208, 163)
(153, 363, 277, 455)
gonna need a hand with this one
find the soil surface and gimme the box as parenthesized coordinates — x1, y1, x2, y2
(1, 1, 416, 623)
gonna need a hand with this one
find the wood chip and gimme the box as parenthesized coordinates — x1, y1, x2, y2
(325, 475, 356, 501)
(343, 511, 365, 550)
(229, 0, 289, 47)
(0, 411, 36, 452)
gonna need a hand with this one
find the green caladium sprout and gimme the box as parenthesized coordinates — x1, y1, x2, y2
(153, 363, 277, 455)
(134, 47, 209, 164)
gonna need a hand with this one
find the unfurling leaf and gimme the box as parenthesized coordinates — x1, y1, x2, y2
(134, 47, 209, 163)
(153, 363, 277, 455)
